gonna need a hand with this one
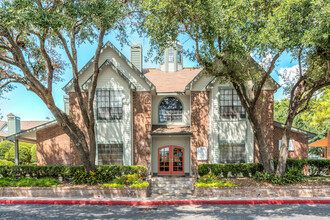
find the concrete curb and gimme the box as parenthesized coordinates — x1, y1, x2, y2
(1, 199, 330, 206)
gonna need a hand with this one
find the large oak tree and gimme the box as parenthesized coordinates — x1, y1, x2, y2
(0, 0, 129, 171)
(139, 0, 330, 174)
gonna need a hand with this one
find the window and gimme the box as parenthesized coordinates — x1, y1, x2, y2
(219, 88, 246, 119)
(220, 143, 246, 163)
(98, 144, 123, 165)
(168, 47, 174, 62)
(159, 97, 183, 123)
(97, 90, 123, 120)
(278, 140, 295, 151)
(177, 50, 182, 63)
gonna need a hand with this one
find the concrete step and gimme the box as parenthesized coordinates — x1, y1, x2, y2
(149, 176, 196, 196)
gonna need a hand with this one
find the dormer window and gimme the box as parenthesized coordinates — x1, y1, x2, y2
(159, 97, 183, 123)
(168, 47, 174, 62)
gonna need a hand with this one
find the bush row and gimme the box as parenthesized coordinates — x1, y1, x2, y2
(198, 159, 330, 177)
(198, 163, 263, 177)
(0, 165, 147, 183)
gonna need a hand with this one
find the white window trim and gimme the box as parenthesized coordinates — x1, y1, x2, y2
(278, 140, 295, 151)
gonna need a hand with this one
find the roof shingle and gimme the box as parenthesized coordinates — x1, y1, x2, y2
(143, 68, 202, 93)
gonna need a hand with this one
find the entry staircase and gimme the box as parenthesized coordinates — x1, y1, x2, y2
(148, 176, 196, 197)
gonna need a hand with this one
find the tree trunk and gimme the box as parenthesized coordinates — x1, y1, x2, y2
(46, 101, 96, 172)
(247, 110, 274, 173)
(276, 118, 294, 176)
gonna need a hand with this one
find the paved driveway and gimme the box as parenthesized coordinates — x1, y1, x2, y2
(0, 204, 329, 219)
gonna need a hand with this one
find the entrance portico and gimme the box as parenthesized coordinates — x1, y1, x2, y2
(151, 134, 191, 176)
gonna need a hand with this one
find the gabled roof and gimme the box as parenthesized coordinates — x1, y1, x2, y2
(81, 59, 137, 90)
(62, 41, 155, 92)
(274, 121, 317, 138)
(309, 138, 328, 147)
(6, 120, 57, 141)
(0, 121, 48, 138)
(144, 68, 202, 93)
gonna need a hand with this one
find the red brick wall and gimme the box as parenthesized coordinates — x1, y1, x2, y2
(254, 90, 275, 163)
(273, 126, 309, 159)
(37, 124, 71, 165)
(133, 91, 152, 166)
(191, 91, 210, 167)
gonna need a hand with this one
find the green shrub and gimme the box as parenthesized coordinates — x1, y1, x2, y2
(0, 165, 147, 183)
(0, 159, 14, 166)
(5, 142, 36, 164)
(31, 145, 37, 164)
(254, 168, 304, 185)
(130, 182, 149, 188)
(0, 141, 13, 159)
(102, 183, 124, 188)
(0, 177, 60, 187)
(195, 182, 237, 187)
(198, 163, 263, 177)
(69, 165, 146, 185)
(307, 159, 330, 176)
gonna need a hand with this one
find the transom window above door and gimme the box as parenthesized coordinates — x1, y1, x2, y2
(97, 90, 123, 120)
(159, 97, 183, 123)
(219, 88, 246, 119)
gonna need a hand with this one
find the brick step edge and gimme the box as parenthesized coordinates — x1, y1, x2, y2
(0, 199, 330, 206)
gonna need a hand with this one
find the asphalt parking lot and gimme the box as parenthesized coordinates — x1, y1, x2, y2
(0, 203, 329, 219)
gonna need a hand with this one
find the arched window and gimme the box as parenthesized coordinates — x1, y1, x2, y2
(159, 97, 183, 122)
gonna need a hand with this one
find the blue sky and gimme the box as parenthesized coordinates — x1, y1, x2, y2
(0, 32, 297, 121)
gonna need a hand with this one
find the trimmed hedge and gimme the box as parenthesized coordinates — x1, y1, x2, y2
(0, 165, 147, 183)
(199, 159, 330, 177)
(198, 163, 263, 177)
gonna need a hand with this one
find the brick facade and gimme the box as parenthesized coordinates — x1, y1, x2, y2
(254, 90, 275, 163)
(37, 124, 71, 165)
(273, 126, 309, 159)
(133, 91, 152, 167)
(191, 91, 210, 167)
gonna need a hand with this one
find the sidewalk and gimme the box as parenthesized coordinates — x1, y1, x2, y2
(1, 196, 330, 206)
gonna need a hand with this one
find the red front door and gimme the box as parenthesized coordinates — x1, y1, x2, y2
(158, 146, 184, 175)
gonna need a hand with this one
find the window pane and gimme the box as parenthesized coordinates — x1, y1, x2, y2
(177, 50, 182, 63)
(98, 144, 123, 165)
(220, 144, 245, 163)
(219, 88, 245, 119)
(168, 47, 174, 62)
(159, 97, 183, 122)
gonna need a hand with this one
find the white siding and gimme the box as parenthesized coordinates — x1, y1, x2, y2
(152, 95, 190, 125)
(191, 75, 213, 91)
(94, 65, 132, 165)
(208, 81, 254, 164)
(68, 46, 150, 92)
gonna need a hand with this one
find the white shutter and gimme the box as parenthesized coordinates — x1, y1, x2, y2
(278, 140, 282, 150)
(289, 140, 295, 151)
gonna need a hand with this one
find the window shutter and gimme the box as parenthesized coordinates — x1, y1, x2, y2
(278, 140, 282, 150)
(289, 140, 295, 151)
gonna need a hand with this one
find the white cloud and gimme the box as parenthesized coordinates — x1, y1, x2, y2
(278, 65, 300, 87)
(259, 53, 274, 71)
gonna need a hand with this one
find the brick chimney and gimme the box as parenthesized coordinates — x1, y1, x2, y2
(7, 113, 21, 136)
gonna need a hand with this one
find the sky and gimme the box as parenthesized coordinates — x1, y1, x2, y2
(0, 32, 298, 121)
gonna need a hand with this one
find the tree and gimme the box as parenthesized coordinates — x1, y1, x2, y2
(5, 142, 35, 164)
(0, 0, 128, 171)
(0, 140, 13, 159)
(139, 0, 329, 174)
(31, 144, 37, 164)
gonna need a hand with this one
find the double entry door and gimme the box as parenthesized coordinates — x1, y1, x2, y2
(158, 146, 184, 175)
